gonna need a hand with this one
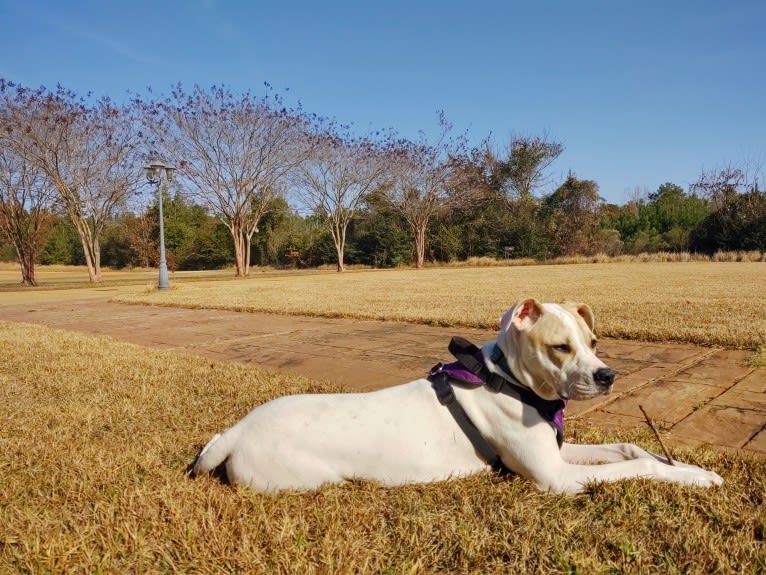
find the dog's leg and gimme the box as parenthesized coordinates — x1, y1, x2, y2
(535, 455, 724, 494)
(560, 442, 713, 474)
(561, 442, 668, 464)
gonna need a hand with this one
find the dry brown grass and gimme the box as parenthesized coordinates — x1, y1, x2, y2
(2, 321, 765, 574)
(0, 264, 241, 292)
(749, 347, 766, 368)
(439, 250, 766, 266)
(114, 262, 766, 350)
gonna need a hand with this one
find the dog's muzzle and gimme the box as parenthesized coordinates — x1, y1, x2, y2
(594, 367, 616, 389)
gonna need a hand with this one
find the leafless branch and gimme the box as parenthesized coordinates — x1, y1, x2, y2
(638, 404, 675, 466)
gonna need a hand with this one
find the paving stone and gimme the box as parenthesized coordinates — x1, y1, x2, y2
(566, 395, 612, 417)
(621, 343, 709, 365)
(744, 428, 766, 454)
(628, 365, 690, 381)
(598, 341, 644, 356)
(597, 357, 644, 377)
(709, 388, 766, 412)
(736, 369, 766, 394)
(667, 435, 744, 457)
(604, 379, 725, 425)
(577, 410, 645, 432)
(670, 404, 765, 449)
(673, 352, 754, 386)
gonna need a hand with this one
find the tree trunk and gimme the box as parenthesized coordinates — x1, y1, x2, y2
(335, 242, 345, 272)
(78, 228, 101, 282)
(91, 237, 101, 282)
(244, 238, 252, 277)
(230, 226, 246, 277)
(245, 225, 260, 276)
(414, 223, 426, 269)
(68, 211, 102, 283)
(17, 246, 38, 286)
(331, 221, 346, 272)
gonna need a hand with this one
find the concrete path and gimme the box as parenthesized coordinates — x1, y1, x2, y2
(1, 292, 764, 457)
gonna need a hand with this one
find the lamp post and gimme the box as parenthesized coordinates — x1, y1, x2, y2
(144, 161, 175, 289)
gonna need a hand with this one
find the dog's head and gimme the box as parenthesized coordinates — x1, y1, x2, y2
(496, 299, 615, 401)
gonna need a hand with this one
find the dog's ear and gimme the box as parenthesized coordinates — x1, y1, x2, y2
(561, 300, 596, 331)
(575, 303, 595, 331)
(502, 298, 543, 332)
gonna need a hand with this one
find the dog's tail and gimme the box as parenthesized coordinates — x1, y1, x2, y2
(188, 430, 236, 479)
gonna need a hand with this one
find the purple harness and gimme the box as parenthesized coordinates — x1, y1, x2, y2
(428, 337, 567, 473)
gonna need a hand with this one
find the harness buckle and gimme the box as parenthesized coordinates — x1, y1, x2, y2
(428, 368, 456, 406)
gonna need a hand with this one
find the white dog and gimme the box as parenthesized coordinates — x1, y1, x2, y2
(190, 299, 723, 494)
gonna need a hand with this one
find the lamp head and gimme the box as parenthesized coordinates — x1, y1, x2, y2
(145, 160, 172, 183)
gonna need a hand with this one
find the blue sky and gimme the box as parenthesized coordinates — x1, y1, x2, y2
(1, 0, 763, 204)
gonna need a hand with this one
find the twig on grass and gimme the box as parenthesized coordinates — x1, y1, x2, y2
(639, 404, 675, 466)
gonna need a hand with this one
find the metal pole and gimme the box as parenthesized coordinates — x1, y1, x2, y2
(157, 178, 169, 289)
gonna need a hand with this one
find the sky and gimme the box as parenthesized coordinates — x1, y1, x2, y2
(0, 0, 763, 205)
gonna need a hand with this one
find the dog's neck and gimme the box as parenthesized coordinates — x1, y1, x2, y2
(481, 341, 529, 390)
(479, 340, 567, 442)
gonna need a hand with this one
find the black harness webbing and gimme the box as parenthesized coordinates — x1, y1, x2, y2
(428, 337, 566, 474)
(429, 369, 510, 474)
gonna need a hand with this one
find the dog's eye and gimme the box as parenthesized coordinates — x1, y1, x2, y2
(553, 344, 571, 353)
(591, 339, 598, 350)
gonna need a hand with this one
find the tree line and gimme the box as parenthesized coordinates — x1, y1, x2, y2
(1, 80, 764, 285)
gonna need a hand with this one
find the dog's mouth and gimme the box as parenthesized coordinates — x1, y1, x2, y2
(544, 371, 615, 401)
(574, 367, 616, 399)
(593, 383, 614, 398)
(565, 382, 614, 401)
(596, 385, 613, 397)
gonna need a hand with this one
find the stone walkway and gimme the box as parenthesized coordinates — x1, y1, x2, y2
(1, 293, 764, 457)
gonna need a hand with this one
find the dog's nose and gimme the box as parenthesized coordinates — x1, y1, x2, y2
(594, 367, 615, 387)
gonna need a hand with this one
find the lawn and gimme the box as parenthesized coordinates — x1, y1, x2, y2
(0, 263, 239, 293)
(1, 322, 764, 574)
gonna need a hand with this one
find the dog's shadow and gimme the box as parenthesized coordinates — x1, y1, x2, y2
(186, 447, 230, 485)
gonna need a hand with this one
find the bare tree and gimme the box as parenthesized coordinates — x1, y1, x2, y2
(382, 117, 477, 268)
(125, 208, 156, 268)
(136, 85, 311, 276)
(0, 80, 144, 282)
(292, 127, 388, 271)
(0, 147, 56, 285)
(690, 165, 747, 211)
(690, 163, 766, 251)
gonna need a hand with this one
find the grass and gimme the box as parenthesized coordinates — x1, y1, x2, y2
(2, 321, 765, 574)
(113, 261, 766, 350)
(0, 263, 246, 292)
(748, 347, 766, 368)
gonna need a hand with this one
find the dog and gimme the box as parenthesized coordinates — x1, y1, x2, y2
(190, 299, 723, 494)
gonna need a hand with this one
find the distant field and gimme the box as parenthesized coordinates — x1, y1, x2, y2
(114, 262, 766, 351)
(2, 321, 764, 573)
(0, 263, 239, 291)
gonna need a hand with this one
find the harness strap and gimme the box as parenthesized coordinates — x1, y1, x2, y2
(448, 336, 507, 392)
(429, 369, 510, 474)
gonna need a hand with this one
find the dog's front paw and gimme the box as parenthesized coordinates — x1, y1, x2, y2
(688, 467, 724, 487)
